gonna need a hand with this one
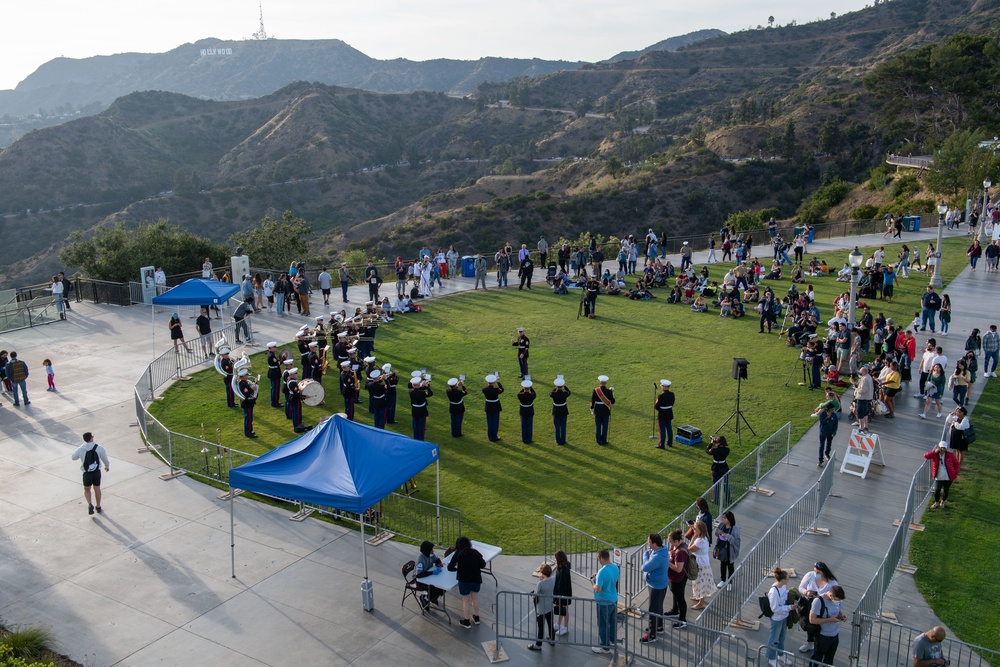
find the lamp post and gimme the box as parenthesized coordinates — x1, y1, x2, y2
(847, 246, 863, 327)
(930, 201, 947, 289)
(979, 178, 992, 244)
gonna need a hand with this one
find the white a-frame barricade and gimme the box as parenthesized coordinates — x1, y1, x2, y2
(840, 429, 885, 479)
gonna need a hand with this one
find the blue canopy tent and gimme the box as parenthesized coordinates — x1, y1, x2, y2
(148, 279, 241, 360)
(228, 414, 441, 609)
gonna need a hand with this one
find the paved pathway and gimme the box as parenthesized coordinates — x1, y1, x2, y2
(0, 224, 991, 666)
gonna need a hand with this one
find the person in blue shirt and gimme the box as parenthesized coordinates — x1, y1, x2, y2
(591, 549, 619, 654)
(639, 533, 671, 642)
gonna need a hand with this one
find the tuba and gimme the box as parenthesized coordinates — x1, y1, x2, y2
(231, 354, 260, 401)
(214, 339, 232, 376)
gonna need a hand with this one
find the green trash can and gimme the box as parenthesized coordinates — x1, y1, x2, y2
(793, 225, 805, 238)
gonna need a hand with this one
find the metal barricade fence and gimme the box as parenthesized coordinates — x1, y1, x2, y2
(757, 644, 838, 667)
(376, 492, 463, 551)
(623, 422, 794, 606)
(494, 591, 754, 666)
(855, 613, 1000, 667)
(627, 609, 753, 667)
(543, 515, 617, 585)
(698, 452, 837, 635)
(494, 591, 625, 661)
(849, 459, 935, 664)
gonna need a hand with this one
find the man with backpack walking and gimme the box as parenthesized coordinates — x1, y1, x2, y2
(71, 432, 110, 515)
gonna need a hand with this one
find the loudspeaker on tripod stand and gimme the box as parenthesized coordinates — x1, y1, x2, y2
(732, 358, 749, 380)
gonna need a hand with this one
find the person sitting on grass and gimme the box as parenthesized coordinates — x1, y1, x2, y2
(630, 281, 655, 300)
(836, 263, 852, 282)
(743, 283, 760, 302)
(552, 270, 569, 294)
(790, 264, 806, 284)
(818, 261, 830, 275)
(691, 295, 708, 312)
(719, 293, 733, 317)
(701, 281, 719, 299)
(764, 263, 783, 281)
(806, 257, 821, 276)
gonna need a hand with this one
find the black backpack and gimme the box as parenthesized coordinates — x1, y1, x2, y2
(758, 593, 773, 619)
(83, 444, 100, 473)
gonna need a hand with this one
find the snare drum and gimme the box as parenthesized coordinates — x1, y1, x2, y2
(298, 379, 326, 407)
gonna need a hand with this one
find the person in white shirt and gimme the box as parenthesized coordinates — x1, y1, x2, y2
(154, 267, 167, 294)
(915, 343, 938, 398)
(797, 562, 839, 654)
(765, 568, 795, 666)
(930, 347, 948, 374)
(47, 275, 65, 319)
(263, 275, 275, 312)
(71, 432, 110, 515)
(201, 258, 213, 279)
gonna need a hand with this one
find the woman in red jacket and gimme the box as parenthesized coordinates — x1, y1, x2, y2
(925, 441, 960, 509)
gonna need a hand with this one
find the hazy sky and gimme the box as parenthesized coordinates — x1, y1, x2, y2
(2, 0, 875, 90)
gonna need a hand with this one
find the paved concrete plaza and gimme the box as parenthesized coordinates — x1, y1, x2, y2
(0, 225, 992, 666)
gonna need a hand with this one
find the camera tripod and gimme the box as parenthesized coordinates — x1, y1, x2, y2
(715, 374, 756, 448)
(784, 355, 810, 387)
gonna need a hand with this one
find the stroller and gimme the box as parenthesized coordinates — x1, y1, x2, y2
(545, 262, 558, 286)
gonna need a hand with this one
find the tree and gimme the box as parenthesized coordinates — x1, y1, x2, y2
(817, 116, 842, 154)
(228, 210, 313, 270)
(768, 16, 775, 27)
(926, 129, 1000, 200)
(781, 119, 798, 158)
(59, 219, 228, 283)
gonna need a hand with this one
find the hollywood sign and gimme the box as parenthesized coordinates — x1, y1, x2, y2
(200, 48, 234, 56)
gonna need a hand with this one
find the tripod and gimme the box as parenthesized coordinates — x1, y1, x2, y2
(716, 375, 756, 448)
(784, 355, 809, 387)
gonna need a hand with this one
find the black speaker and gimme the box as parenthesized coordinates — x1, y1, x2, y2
(732, 358, 749, 380)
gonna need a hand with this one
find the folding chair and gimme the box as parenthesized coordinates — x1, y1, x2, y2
(401, 560, 424, 613)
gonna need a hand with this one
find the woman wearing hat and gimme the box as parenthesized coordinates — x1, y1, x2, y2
(925, 441, 960, 509)
(518, 380, 537, 443)
(482, 375, 505, 442)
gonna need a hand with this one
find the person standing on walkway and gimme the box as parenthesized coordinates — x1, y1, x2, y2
(655, 379, 674, 449)
(797, 561, 839, 654)
(920, 286, 941, 332)
(946, 406, 971, 465)
(912, 626, 949, 666)
(71, 432, 109, 515)
(473, 253, 488, 290)
(925, 441, 960, 509)
(818, 401, 839, 465)
(809, 585, 847, 665)
(5, 351, 29, 406)
(714, 511, 741, 588)
(665, 529, 689, 629)
(590, 375, 615, 445)
(526, 563, 555, 651)
(707, 435, 731, 504)
(983, 325, 999, 377)
(552, 550, 573, 636)
(852, 366, 875, 433)
(765, 568, 795, 667)
(639, 533, 671, 643)
(688, 520, 715, 610)
(590, 548, 619, 653)
(448, 536, 486, 629)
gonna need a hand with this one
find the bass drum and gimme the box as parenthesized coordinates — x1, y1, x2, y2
(298, 379, 326, 407)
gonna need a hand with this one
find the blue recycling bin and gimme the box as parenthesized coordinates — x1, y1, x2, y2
(903, 216, 921, 232)
(462, 255, 476, 277)
(807, 226, 815, 243)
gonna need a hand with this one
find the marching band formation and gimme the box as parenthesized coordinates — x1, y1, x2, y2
(211, 318, 647, 448)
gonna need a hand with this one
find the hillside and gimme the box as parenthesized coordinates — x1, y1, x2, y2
(1, 0, 997, 286)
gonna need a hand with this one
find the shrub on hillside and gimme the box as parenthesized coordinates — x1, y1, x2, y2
(725, 209, 766, 232)
(851, 204, 880, 220)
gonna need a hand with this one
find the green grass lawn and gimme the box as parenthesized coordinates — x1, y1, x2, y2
(910, 377, 1000, 652)
(149, 235, 974, 554)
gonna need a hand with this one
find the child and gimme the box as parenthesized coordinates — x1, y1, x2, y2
(528, 563, 555, 651)
(43, 358, 56, 392)
(911, 311, 922, 335)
